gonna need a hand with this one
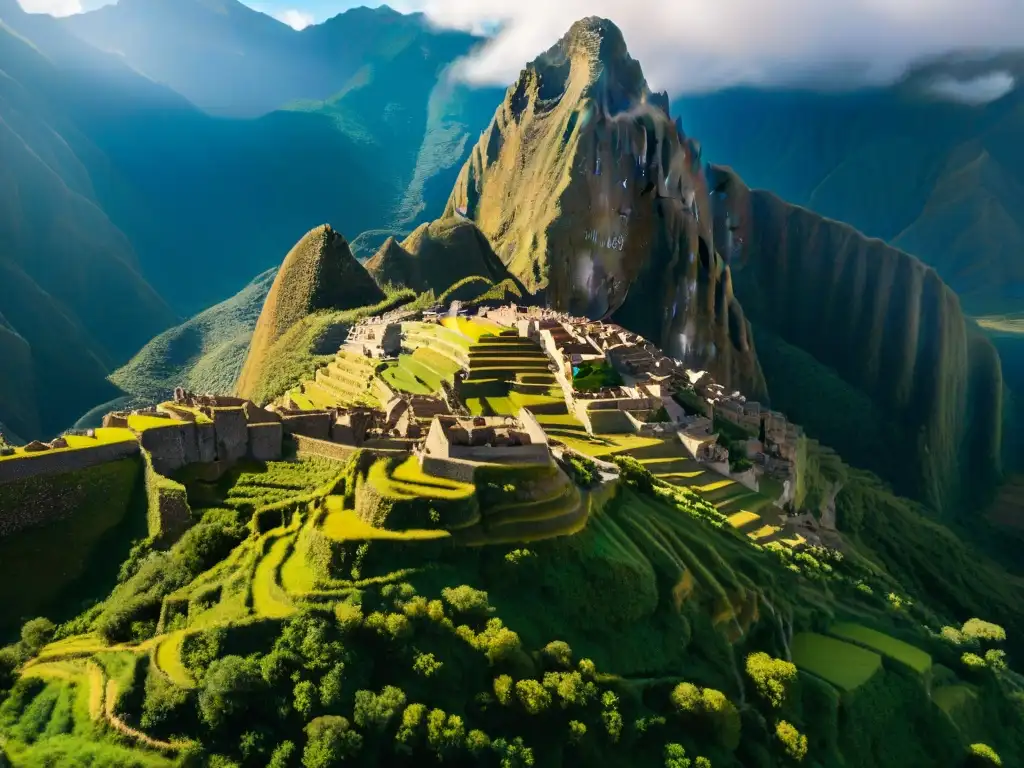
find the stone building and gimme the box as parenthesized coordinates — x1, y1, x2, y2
(423, 410, 550, 464)
(344, 320, 402, 359)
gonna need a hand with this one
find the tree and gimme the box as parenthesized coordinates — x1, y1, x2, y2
(320, 663, 345, 707)
(578, 658, 597, 679)
(294, 680, 318, 719)
(475, 619, 522, 663)
(0, 647, 20, 694)
(395, 703, 427, 753)
(268, 741, 297, 768)
(745, 652, 798, 708)
(303, 716, 362, 768)
(569, 720, 587, 744)
(702, 689, 741, 751)
(984, 649, 1008, 670)
(664, 743, 691, 768)
(515, 679, 552, 715)
(353, 686, 407, 732)
(199, 655, 267, 730)
(775, 721, 808, 762)
(494, 675, 514, 705)
(19, 618, 55, 658)
(541, 641, 573, 669)
(670, 682, 702, 714)
(543, 671, 595, 707)
(441, 586, 492, 618)
(467, 729, 491, 755)
(413, 652, 442, 678)
(492, 737, 535, 768)
(334, 603, 363, 633)
(427, 709, 465, 759)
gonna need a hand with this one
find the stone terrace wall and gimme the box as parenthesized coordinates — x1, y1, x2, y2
(142, 449, 191, 542)
(293, 435, 359, 463)
(0, 440, 140, 486)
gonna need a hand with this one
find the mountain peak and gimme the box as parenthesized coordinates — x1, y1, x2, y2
(526, 16, 650, 117)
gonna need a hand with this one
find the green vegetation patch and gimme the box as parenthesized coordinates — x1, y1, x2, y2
(0, 459, 145, 638)
(829, 623, 932, 674)
(791, 632, 882, 691)
(571, 361, 623, 392)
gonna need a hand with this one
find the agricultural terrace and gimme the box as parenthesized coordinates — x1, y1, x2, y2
(829, 623, 932, 674)
(554, 430, 791, 548)
(288, 349, 381, 410)
(791, 632, 883, 691)
(0, 427, 136, 461)
(456, 328, 566, 418)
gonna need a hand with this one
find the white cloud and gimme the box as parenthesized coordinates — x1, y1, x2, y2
(394, 0, 1024, 94)
(17, 0, 83, 16)
(927, 71, 1016, 104)
(274, 8, 315, 30)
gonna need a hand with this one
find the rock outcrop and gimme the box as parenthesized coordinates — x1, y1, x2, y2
(444, 17, 764, 396)
(236, 225, 384, 399)
(709, 165, 1004, 513)
(365, 219, 516, 296)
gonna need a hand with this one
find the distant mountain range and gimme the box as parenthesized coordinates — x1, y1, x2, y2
(1, 0, 1022, 445)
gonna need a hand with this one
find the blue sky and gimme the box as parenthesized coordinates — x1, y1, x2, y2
(16, 0, 1024, 98)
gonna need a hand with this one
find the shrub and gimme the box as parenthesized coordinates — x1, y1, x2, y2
(0, 647, 18, 694)
(745, 652, 798, 708)
(984, 649, 1007, 670)
(333, 603, 363, 633)
(613, 456, 654, 493)
(467, 729, 491, 754)
(395, 703, 427, 753)
(775, 721, 808, 762)
(961, 653, 986, 670)
(967, 743, 1002, 766)
(961, 619, 1006, 644)
(670, 682, 702, 714)
(19, 618, 55, 658)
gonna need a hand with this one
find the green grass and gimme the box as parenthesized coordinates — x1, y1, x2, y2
(126, 414, 185, 432)
(791, 632, 883, 691)
(252, 534, 296, 619)
(321, 506, 449, 541)
(829, 623, 932, 674)
(154, 631, 194, 689)
(381, 357, 435, 395)
(367, 457, 475, 501)
(0, 428, 137, 462)
(572, 361, 623, 391)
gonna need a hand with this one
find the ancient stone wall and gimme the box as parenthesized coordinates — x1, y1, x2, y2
(211, 408, 248, 463)
(248, 423, 283, 462)
(0, 440, 140, 487)
(139, 423, 198, 475)
(419, 454, 478, 484)
(281, 413, 333, 440)
(293, 435, 358, 463)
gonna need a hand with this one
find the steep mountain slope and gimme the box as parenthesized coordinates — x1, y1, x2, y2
(710, 166, 1004, 513)
(236, 225, 384, 400)
(109, 268, 277, 405)
(445, 18, 765, 397)
(365, 218, 516, 294)
(673, 57, 1024, 315)
(0, 6, 176, 437)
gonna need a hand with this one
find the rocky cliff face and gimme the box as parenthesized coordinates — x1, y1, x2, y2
(709, 165, 1004, 513)
(236, 225, 383, 400)
(445, 18, 764, 397)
